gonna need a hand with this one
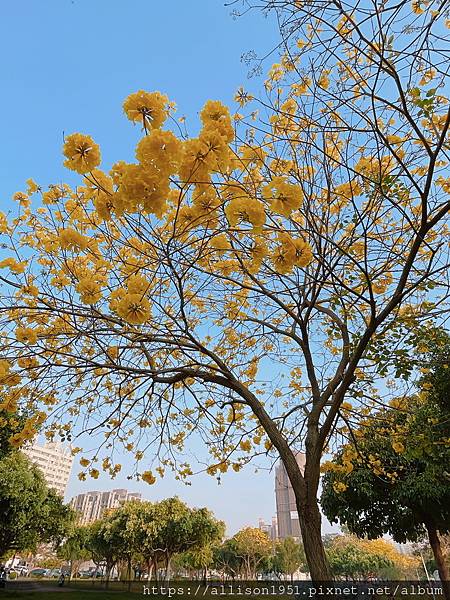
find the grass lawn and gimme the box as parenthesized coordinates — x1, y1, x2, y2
(0, 592, 138, 600)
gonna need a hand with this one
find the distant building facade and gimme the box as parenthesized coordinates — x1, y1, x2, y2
(275, 452, 305, 540)
(23, 440, 73, 497)
(70, 489, 142, 524)
(258, 516, 278, 540)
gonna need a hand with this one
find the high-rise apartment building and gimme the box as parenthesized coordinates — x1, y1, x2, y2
(70, 489, 142, 524)
(23, 440, 74, 497)
(275, 452, 305, 540)
(258, 517, 278, 541)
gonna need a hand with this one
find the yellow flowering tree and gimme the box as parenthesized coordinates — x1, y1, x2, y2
(232, 527, 273, 579)
(326, 535, 418, 579)
(1, 0, 450, 581)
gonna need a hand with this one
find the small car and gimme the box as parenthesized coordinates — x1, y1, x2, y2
(28, 568, 50, 578)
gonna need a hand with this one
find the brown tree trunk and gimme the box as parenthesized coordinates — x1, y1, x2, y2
(127, 555, 132, 592)
(146, 558, 153, 581)
(425, 521, 450, 600)
(152, 556, 159, 583)
(296, 498, 332, 581)
(239, 383, 332, 581)
(277, 450, 332, 580)
(164, 552, 172, 582)
(280, 416, 332, 582)
(105, 564, 111, 590)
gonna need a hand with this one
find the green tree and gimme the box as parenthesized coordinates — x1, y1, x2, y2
(321, 385, 450, 594)
(213, 539, 242, 579)
(326, 536, 393, 580)
(57, 525, 91, 580)
(106, 500, 146, 590)
(273, 537, 306, 581)
(0, 452, 74, 558)
(85, 498, 224, 585)
(177, 546, 215, 582)
(132, 501, 160, 581)
(152, 497, 224, 581)
(86, 518, 122, 588)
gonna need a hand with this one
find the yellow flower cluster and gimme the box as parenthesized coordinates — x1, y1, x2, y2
(141, 470, 156, 484)
(80, 170, 113, 220)
(272, 233, 313, 274)
(372, 271, 393, 294)
(9, 412, 47, 449)
(0, 360, 21, 387)
(355, 154, 396, 182)
(239, 439, 252, 452)
(42, 183, 70, 205)
(63, 133, 101, 174)
(332, 481, 348, 493)
(123, 90, 169, 129)
(26, 178, 39, 194)
(0, 393, 18, 413)
(17, 356, 39, 370)
(0, 257, 27, 274)
(179, 131, 231, 183)
(224, 196, 266, 231)
(246, 238, 269, 274)
(58, 227, 89, 251)
(13, 192, 31, 208)
(57, 93, 237, 227)
(262, 177, 303, 217)
(15, 327, 38, 345)
(135, 129, 183, 177)
(116, 293, 151, 325)
(112, 162, 170, 218)
(436, 176, 450, 193)
(391, 440, 405, 453)
(0, 211, 10, 233)
(75, 277, 103, 305)
(200, 99, 234, 143)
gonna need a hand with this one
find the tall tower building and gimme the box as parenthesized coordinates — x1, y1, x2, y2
(70, 489, 142, 524)
(23, 440, 74, 497)
(275, 452, 305, 540)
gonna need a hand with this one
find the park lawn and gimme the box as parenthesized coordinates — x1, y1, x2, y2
(0, 592, 138, 600)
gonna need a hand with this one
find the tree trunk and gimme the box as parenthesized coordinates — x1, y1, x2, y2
(127, 555, 132, 592)
(152, 556, 158, 582)
(146, 558, 153, 581)
(105, 562, 113, 590)
(425, 521, 450, 600)
(297, 498, 332, 581)
(241, 381, 332, 581)
(165, 552, 171, 582)
(279, 426, 331, 581)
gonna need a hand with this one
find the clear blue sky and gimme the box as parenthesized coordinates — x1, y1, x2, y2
(1, 0, 338, 536)
(1, 0, 278, 199)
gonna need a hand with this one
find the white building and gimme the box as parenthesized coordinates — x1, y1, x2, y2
(23, 440, 74, 497)
(70, 489, 142, 524)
